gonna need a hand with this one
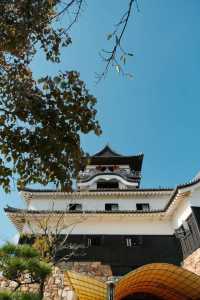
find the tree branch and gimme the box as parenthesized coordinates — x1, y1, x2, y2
(63, 0, 84, 33)
(96, 0, 137, 82)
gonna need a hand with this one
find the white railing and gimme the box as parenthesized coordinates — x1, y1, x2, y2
(79, 169, 141, 181)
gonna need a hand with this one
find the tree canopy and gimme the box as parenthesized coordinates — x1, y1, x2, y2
(0, 243, 51, 299)
(0, 0, 135, 192)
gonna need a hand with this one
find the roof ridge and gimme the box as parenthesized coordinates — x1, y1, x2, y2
(175, 176, 200, 189)
(92, 145, 144, 158)
(4, 206, 164, 214)
(20, 187, 173, 193)
(93, 145, 123, 157)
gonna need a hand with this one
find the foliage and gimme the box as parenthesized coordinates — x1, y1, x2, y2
(0, 243, 51, 298)
(32, 236, 50, 263)
(0, 0, 137, 192)
(0, 0, 70, 64)
(0, 67, 101, 191)
(0, 0, 101, 192)
(0, 291, 41, 300)
(0, 291, 11, 300)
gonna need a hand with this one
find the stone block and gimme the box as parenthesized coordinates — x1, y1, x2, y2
(183, 248, 200, 276)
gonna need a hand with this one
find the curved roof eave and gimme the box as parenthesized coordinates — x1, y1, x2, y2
(78, 172, 139, 184)
(18, 175, 200, 211)
(92, 144, 144, 158)
(164, 176, 200, 211)
(4, 206, 165, 215)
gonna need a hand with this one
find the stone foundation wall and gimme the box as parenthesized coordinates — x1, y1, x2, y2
(0, 275, 39, 294)
(182, 248, 200, 276)
(65, 261, 112, 281)
(0, 262, 111, 299)
(0, 267, 74, 300)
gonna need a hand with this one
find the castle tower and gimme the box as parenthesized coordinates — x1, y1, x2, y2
(77, 145, 143, 191)
(5, 146, 200, 276)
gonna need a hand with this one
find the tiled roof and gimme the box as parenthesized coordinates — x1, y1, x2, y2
(20, 187, 173, 193)
(5, 206, 164, 214)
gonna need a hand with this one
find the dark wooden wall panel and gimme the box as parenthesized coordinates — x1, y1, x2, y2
(175, 209, 200, 259)
(20, 234, 182, 276)
(65, 234, 182, 276)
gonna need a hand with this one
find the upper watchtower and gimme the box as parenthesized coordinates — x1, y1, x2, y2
(77, 145, 144, 191)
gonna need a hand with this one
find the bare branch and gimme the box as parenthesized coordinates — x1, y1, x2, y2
(96, 0, 137, 82)
(47, 0, 84, 35)
(52, 0, 78, 21)
(23, 194, 87, 265)
(63, 0, 84, 33)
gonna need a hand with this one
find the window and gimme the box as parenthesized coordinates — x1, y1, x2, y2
(175, 215, 200, 258)
(69, 203, 82, 211)
(125, 236, 141, 247)
(126, 238, 132, 247)
(183, 221, 190, 233)
(175, 226, 185, 239)
(87, 236, 101, 247)
(97, 181, 119, 190)
(105, 203, 119, 211)
(98, 166, 114, 172)
(136, 203, 150, 211)
(87, 238, 92, 247)
(100, 166, 106, 172)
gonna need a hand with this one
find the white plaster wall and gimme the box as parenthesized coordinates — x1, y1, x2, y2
(70, 217, 173, 235)
(171, 198, 192, 229)
(189, 188, 200, 207)
(26, 215, 174, 235)
(28, 194, 170, 211)
(171, 188, 200, 230)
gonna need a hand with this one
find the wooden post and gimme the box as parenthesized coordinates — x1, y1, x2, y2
(107, 281, 115, 300)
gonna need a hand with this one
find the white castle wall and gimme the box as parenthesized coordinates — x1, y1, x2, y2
(23, 186, 200, 237)
(24, 214, 174, 235)
(172, 197, 192, 229)
(189, 187, 200, 207)
(65, 216, 174, 235)
(27, 194, 170, 211)
(171, 187, 200, 229)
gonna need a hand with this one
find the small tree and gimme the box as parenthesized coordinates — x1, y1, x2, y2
(0, 243, 51, 300)
(22, 206, 86, 266)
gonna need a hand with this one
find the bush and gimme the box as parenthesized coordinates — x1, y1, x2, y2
(0, 291, 42, 300)
(0, 291, 11, 300)
(0, 243, 52, 299)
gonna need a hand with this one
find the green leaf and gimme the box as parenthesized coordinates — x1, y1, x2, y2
(0, 243, 51, 294)
(43, 82, 49, 90)
(107, 33, 113, 40)
(53, 76, 61, 84)
(126, 73, 134, 79)
(116, 65, 120, 73)
(120, 55, 126, 64)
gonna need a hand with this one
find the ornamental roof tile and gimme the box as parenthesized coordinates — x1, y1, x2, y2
(4, 206, 164, 215)
(20, 187, 173, 193)
(87, 145, 144, 171)
(93, 145, 123, 157)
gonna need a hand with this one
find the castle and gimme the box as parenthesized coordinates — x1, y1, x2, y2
(5, 145, 200, 279)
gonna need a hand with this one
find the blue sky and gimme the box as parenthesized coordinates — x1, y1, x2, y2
(1, 0, 200, 243)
